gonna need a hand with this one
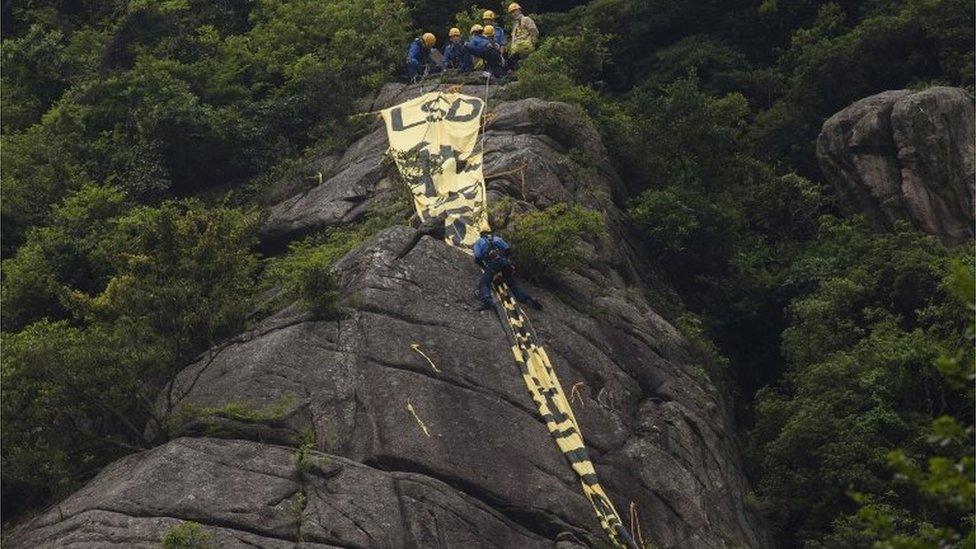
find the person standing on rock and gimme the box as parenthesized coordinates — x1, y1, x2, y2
(466, 25, 503, 78)
(466, 24, 485, 71)
(482, 25, 506, 71)
(474, 230, 543, 311)
(406, 32, 438, 82)
(442, 27, 472, 73)
(507, 3, 538, 70)
(482, 10, 506, 51)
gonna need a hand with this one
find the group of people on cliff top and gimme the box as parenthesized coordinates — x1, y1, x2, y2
(406, 3, 539, 82)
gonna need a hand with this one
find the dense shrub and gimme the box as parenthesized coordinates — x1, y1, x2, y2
(2, 184, 127, 330)
(162, 521, 215, 549)
(264, 234, 346, 318)
(263, 196, 410, 316)
(512, 28, 609, 113)
(749, 219, 970, 545)
(0, 0, 411, 252)
(1, 195, 260, 517)
(504, 203, 604, 281)
(629, 186, 733, 259)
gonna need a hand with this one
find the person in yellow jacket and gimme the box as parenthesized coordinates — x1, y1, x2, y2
(507, 2, 538, 67)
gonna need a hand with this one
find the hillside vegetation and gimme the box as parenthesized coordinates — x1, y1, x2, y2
(2, 0, 973, 546)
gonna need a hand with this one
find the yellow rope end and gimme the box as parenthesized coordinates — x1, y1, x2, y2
(406, 399, 431, 437)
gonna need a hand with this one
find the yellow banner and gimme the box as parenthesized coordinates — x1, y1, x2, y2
(381, 91, 489, 250)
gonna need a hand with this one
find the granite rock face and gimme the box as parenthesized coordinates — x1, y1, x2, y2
(7, 83, 771, 549)
(260, 82, 510, 245)
(5, 437, 550, 549)
(817, 86, 975, 243)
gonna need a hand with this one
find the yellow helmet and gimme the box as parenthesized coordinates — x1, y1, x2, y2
(470, 23, 484, 34)
(448, 27, 461, 37)
(507, 2, 521, 13)
(483, 9, 496, 20)
(482, 25, 495, 37)
(422, 32, 436, 47)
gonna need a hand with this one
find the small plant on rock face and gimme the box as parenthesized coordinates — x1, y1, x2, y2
(262, 195, 410, 318)
(503, 203, 605, 282)
(161, 521, 214, 549)
(293, 430, 317, 473)
(169, 394, 297, 437)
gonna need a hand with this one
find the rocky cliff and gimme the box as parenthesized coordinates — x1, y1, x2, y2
(6, 83, 770, 549)
(817, 86, 975, 243)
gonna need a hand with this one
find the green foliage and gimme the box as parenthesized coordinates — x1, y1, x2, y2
(2, 321, 132, 511)
(264, 234, 346, 318)
(173, 393, 296, 436)
(0, 23, 102, 131)
(675, 312, 731, 389)
(1, 0, 411, 251)
(73, 200, 260, 360)
(206, 397, 294, 423)
(749, 219, 970, 545)
(611, 76, 750, 191)
(629, 188, 714, 255)
(512, 28, 610, 113)
(2, 184, 128, 330)
(294, 434, 322, 474)
(1, 194, 260, 517)
(504, 203, 605, 281)
(162, 521, 215, 549)
(839, 261, 975, 548)
(640, 36, 760, 97)
(263, 195, 409, 316)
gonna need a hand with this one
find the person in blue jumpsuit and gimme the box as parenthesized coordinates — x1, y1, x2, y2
(442, 27, 472, 72)
(482, 10, 506, 49)
(473, 231, 542, 311)
(406, 33, 437, 81)
(465, 26, 502, 77)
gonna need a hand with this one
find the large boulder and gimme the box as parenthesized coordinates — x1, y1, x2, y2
(817, 86, 975, 243)
(4, 437, 549, 548)
(7, 84, 771, 549)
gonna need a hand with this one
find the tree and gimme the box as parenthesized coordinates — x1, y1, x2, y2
(749, 219, 969, 545)
(1, 195, 260, 518)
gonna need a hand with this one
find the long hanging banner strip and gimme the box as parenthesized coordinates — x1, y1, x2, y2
(381, 91, 489, 248)
(381, 92, 636, 549)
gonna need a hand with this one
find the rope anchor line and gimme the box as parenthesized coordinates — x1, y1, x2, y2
(411, 343, 442, 373)
(570, 381, 586, 408)
(629, 501, 646, 548)
(406, 399, 431, 437)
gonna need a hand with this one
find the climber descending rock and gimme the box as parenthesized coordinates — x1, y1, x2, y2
(473, 229, 542, 311)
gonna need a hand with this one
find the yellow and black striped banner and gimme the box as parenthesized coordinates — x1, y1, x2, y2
(381, 92, 636, 549)
(492, 281, 637, 549)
